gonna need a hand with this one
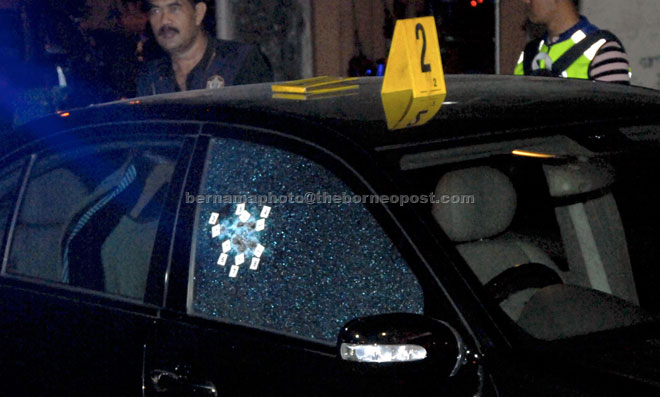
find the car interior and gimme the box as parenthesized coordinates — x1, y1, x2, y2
(5, 143, 179, 300)
(402, 133, 658, 340)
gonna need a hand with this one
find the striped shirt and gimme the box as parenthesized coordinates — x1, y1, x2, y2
(589, 40, 631, 84)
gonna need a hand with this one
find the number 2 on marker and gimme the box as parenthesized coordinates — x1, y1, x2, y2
(415, 23, 431, 73)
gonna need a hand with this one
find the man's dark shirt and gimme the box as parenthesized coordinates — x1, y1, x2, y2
(136, 36, 273, 96)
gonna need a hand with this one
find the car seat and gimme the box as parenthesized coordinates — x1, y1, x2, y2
(432, 166, 563, 320)
(9, 168, 90, 281)
(61, 151, 173, 298)
(61, 158, 139, 290)
(542, 161, 639, 304)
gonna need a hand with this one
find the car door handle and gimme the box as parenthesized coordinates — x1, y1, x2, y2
(150, 369, 218, 396)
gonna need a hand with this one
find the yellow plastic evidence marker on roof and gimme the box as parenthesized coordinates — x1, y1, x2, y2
(272, 76, 359, 95)
(381, 16, 447, 130)
(272, 91, 359, 101)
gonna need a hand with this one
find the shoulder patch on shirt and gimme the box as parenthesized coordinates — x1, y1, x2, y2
(206, 75, 225, 89)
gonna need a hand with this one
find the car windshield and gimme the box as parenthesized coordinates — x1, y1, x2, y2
(400, 126, 660, 341)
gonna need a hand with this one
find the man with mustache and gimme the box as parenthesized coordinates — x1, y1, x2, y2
(136, 0, 272, 96)
(514, 0, 630, 84)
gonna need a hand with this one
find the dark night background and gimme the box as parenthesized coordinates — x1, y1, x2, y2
(0, 0, 495, 130)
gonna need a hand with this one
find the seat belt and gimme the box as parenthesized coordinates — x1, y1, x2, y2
(550, 30, 620, 75)
(61, 164, 137, 284)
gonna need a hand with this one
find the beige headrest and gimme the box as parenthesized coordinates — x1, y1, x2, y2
(542, 161, 614, 198)
(433, 166, 517, 242)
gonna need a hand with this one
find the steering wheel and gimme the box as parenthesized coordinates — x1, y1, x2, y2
(484, 263, 563, 304)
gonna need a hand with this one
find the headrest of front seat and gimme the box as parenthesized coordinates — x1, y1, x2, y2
(433, 166, 517, 243)
(543, 161, 614, 198)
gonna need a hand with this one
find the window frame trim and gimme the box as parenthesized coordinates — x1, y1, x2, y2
(0, 123, 198, 309)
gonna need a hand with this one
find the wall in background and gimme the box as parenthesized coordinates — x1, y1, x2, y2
(582, 0, 660, 89)
(221, 0, 501, 79)
(218, 0, 313, 82)
(498, 0, 526, 75)
(312, 0, 397, 77)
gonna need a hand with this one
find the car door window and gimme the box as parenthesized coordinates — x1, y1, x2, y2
(190, 137, 424, 342)
(6, 140, 183, 301)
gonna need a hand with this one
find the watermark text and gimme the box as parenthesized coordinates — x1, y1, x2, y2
(185, 192, 474, 207)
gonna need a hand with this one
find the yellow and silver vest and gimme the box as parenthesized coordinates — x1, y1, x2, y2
(514, 29, 619, 79)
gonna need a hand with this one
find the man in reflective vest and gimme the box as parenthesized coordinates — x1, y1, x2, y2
(514, 0, 631, 84)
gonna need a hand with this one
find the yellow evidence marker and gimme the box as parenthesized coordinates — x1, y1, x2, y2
(272, 76, 359, 99)
(381, 16, 447, 130)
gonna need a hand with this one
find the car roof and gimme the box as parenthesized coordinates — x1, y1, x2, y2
(14, 75, 660, 156)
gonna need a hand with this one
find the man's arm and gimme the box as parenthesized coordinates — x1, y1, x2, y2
(589, 40, 631, 84)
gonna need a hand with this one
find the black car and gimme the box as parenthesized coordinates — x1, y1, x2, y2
(1, 75, 660, 396)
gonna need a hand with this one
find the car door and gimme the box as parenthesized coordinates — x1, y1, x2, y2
(144, 124, 485, 396)
(0, 123, 193, 396)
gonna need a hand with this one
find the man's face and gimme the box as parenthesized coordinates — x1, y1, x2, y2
(147, 0, 206, 55)
(521, 0, 559, 25)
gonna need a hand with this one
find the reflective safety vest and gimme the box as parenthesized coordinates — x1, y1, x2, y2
(514, 29, 620, 79)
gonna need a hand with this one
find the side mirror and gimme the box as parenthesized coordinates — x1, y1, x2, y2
(337, 313, 467, 377)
